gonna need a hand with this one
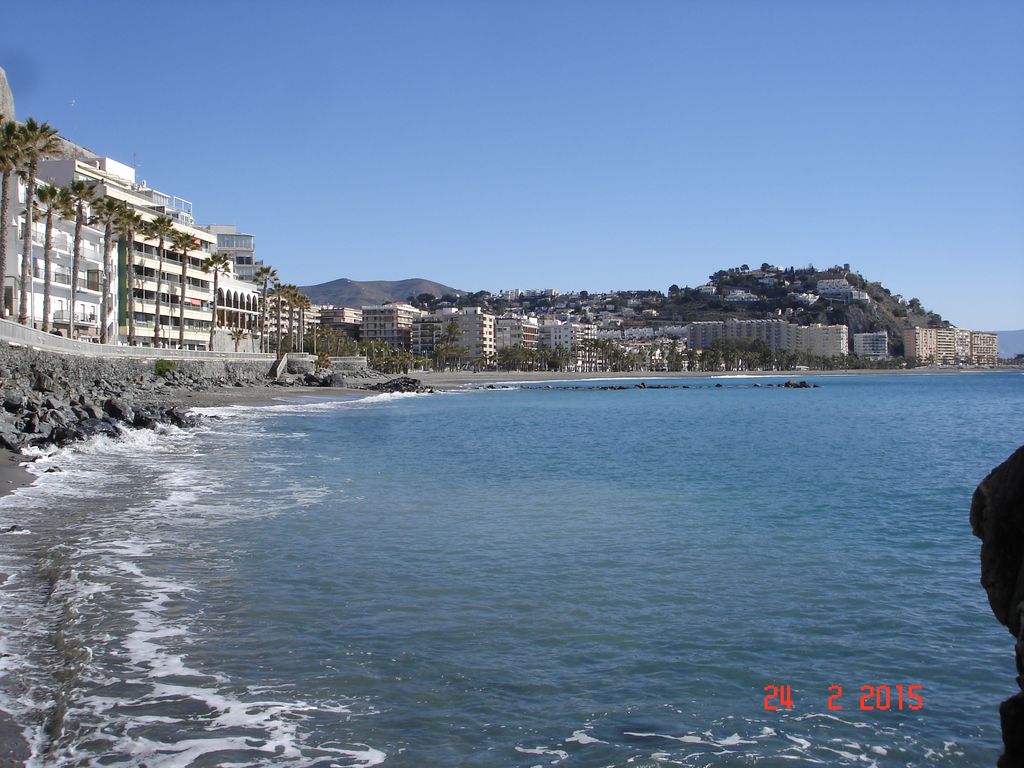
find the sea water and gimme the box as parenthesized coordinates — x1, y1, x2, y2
(0, 372, 1021, 767)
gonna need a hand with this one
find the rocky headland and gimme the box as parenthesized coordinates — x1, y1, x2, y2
(971, 445, 1024, 768)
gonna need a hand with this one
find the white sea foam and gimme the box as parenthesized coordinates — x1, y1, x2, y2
(515, 745, 569, 763)
(0, 419, 385, 767)
(194, 389, 432, 420)
(565, 729, 603, 744)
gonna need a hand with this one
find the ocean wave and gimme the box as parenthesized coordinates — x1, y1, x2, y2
(193, 389, 433, 421)
(0, 512, 384, 767)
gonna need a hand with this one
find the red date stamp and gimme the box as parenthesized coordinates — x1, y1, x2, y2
(763, 684, 923, 712)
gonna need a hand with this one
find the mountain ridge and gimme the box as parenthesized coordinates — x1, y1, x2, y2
(298, 277, 465, 307)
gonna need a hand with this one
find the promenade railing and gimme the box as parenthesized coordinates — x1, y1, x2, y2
(0, 317, 274, 362)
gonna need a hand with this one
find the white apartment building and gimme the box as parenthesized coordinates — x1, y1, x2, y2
(2, 181, 107, 338)
(903, 327, 937, 362)
(971, 332, 998, 365)
(217, 273, 262, 334)
(412, 307, 496, 361)
(38, 157, 231, 349)
(686, 318, 848, 357)
(903, 326, 997, 365)
(815, 278, 869, 303)
(799, 323, 849, 357)
(724, 289, 759, 303)
(853, 331, 889, 359)
(319, 306, 363, 338)
(494, 314, 540, 350)
(200, 224, 263, 283)
(538, 321, 598, 370)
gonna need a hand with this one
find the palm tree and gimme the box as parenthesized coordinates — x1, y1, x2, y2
(0, 117, 21, 318)
(172, 229, 196, 349)
(65, 180, 96, 337)
(229, 327, 246, 352)
(90, 197, 122, 343)
(269, 280, 285, 357)
(147, 215, 176, 348)
(17, 119, 61, 325)
(202, 253, 231, 350)
(293, 291, 311, 353)
(116, 205, 145, 345)
(34, 184, 65, 332)
(252, 264, 277, 353)
(280, 284, 300, 353)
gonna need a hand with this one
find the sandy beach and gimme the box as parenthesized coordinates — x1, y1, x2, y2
(0, 450, 33, 498)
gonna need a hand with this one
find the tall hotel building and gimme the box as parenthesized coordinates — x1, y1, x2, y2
(38, 157, 259, 349)
(903, 326, 998, 365)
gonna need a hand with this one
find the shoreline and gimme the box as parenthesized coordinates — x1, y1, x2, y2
(414, 365, 1017, 390)
(0, 384, 373, 501)
(0, 382, 371, 764)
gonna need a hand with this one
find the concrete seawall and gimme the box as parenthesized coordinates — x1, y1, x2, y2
(0, 318, 273, 362)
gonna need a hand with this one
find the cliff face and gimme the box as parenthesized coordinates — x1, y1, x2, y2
(971, 445, 1024, 767)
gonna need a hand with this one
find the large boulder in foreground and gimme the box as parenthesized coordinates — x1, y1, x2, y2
(971, 445, 1024, 767)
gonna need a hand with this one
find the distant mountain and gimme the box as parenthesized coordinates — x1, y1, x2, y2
(997, 330, 1024, 358)
(298, 278, 466, 307)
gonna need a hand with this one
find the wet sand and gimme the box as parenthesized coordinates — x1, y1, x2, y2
(0, 449, 33, 498)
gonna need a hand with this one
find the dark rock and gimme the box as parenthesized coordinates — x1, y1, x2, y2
(714, 383, 723, 388)
(0, 427, 23, 451)
(367, 377, 423, 394)
(32, 371, 55, 392)
(103, 398, 132, 421)
(131, 407, 159, 430)
(3, 394, 25, 413)
(165, 407, 199, 429)
(79, 417, 120, 439)
(971, 445, 1024, 767)
(783, 379, 811, 389)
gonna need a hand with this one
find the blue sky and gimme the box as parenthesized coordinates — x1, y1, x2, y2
(3, 0, 1022, 329)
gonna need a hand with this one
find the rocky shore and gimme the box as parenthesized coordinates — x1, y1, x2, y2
(971, 444, 1024, 768)
(0, 345, 419, 457)
(0, 346, 261, 454)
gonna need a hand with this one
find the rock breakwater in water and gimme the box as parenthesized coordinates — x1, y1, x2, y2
(971, 444, 1024, 768)
(0, 345, 273, 452)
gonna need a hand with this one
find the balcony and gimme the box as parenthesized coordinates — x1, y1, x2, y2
(52, 310, 98, 327)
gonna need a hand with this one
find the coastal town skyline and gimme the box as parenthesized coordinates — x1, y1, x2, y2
(2, 1, 1021, 331)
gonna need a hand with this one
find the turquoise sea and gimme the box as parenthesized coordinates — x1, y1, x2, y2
(0, 372, 1022, 767)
